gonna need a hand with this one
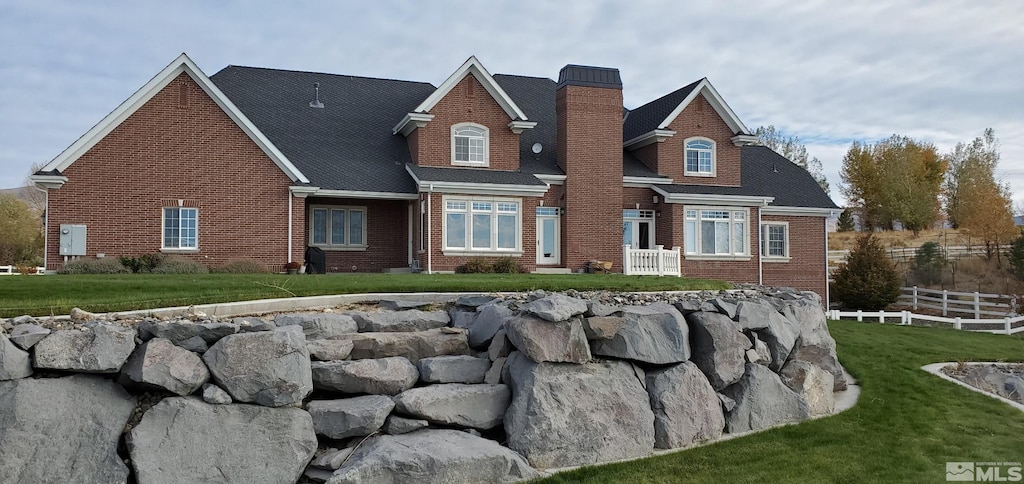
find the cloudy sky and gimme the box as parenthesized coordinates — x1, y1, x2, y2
(1, 0, 1021, 207)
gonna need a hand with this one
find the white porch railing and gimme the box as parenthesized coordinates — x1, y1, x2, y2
(623, 245, 681, 277)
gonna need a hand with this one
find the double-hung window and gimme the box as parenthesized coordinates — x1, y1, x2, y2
(452, 123, 488, 166)
(163, 207, 198, 250)
(311, 206, 366, 249)
(684, 138, 715, 176)
(444, 198, 520, 252)
(684, 208, 748, 256)
(761, 222, 789, 259)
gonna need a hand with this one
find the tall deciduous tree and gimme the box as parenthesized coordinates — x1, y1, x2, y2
(943, 128, 1000, 229)
(840, 135, 945, 235)
(754, 125, 830, 194)
(0, 194, 44, 265)
(945, 130, 1017, 263)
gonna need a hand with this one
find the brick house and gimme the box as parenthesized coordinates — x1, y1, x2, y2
(31, 54, 838, 296)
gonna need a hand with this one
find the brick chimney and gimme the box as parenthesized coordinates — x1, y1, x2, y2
(556, 65, 624, 271)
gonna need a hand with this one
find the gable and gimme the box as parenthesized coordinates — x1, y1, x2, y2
(36, 53, 308, 184)
(624, 79, 756, 149)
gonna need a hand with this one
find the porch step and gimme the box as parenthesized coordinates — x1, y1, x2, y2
(384, 267, 414, 274)
(533, 268, 572, 274)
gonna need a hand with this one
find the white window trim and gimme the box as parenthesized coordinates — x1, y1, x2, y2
(684, 136, 716, 177)
(442, 195, 522, 255)
(684, 206, 750, 260)
(761, 221, 791, 262)
(451, 122, 490, 167)
(309, 205, 368, 251)
(161, 207, 199, 252)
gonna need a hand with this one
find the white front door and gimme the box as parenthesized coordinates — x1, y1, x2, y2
(536, 207, 560, 265)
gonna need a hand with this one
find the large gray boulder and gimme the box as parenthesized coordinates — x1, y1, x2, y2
(519, 294, 588, 322)
(138, 319, 239, 345)
(307, 339, 355, 361)
(393, 383, 511, 430)
(780, 360, 835, 417)
(450, 308, 479, 329)
(781, 300, 847, 390)
(754, 310, 800, 371)
(686, 311, 752, 390)
(274, 313, 358, 340)
(202, 326, 313, 407)
(646, 361, 725, 449)
(377, 299, 432, 310)
(468, 303, 513, 348)
(504, 315, 591, 364)
(311, 357, 418, 395)
(33, 324, 136, 373)
(0, 333, 32, 380)
(0, 375, 135, 483)
(383, 415, 430, 435)
(722, 363, 810, 433)
(417, 355, 491, 384)
(351, 310, 449, 332)
(335, 328, 472, 362)
(119, 337, 210, 395)
(590, 303, 691, 365)
(8, 323, 50, 350)
(308, 395, 395, 439)
(504, 353, 655, 468)
(128, 397, 317, 484)
(735, 300, 774, 330)
(328, 429, 540, 483)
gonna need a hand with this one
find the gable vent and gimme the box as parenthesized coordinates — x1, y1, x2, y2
(309, 82, 324, 109)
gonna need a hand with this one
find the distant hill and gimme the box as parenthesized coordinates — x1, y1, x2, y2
(0, 186, 37, 201)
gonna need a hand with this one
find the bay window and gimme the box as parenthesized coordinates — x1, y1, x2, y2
(444, 197, 520, 253)
(684, 208, 748, 257)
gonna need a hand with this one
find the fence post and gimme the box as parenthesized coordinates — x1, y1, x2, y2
(942, 290, 948, 316)
(973, 292, 980, 319)
(622, 245, 630, 276)
(656, 245, 665, 276)
(907, 311, 913, 326)
(912, 286, 918, 310)
(857, 310, 863, 322)
(879, 312, 884, 323)
(1005, 318, 1012, 335)
(954, 317, 961, 330)
(902, 311, 908, 325)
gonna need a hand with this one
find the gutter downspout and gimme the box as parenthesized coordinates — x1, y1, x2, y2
(426, 184, 433, 274)
(34, 185, 49, 271)
(758, 201, 766, 285)
(826, 210, 834, 307)
(288, 193, 293, 263)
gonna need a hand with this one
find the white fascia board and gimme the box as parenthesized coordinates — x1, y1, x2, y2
(310, 189, 419, 200)
(731, 134, 759, 146)
(623, 129, 677, 150)
(412, 56, 529, 121)
(29, 174, 68, 189)
(534, 174, 566, 185)
(421, 182, 549, 198)
(657, 79, 751, 136)
(651, 186, 774, 206)
(623, 176, 673, 185)
(760, 206, 837, 217)
(41, 53, 309, 184)
(509, 120, 538, 134)
(288, 186, 320, 198)
(393, 112, 435, 136)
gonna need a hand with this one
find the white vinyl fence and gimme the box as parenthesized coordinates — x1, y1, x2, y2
(898, 286, 1015, 318)
(622, 245, 681, 277)
(828, 309, 1024, 335)
(0, 265, 46, 275)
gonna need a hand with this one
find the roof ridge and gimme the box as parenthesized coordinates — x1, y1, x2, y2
(628, 78, 702, 111)
(216, 65, 436, 87)
(493, 73, 556, 82)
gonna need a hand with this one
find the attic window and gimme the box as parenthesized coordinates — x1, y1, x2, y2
(452, 123, 488, 166)
(684, 138, 715, 177)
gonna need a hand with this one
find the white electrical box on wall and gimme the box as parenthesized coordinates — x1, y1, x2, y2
(59, 224, 87, 256)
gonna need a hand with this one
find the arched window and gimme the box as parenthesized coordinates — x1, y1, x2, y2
(452, 123, 489, 166)
(685, 138, 715, 176)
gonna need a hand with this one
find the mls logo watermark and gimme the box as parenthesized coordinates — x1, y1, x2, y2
(947, 462, 1023, 482)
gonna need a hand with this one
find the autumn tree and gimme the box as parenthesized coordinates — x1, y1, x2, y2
(0, 194, 44, 265)
(840, 135, 945, 235)
(754, 125, 829, 194)
(943, 128, 1000, 229)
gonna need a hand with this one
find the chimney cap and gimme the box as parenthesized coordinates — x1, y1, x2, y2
(557, 64, 622, 90)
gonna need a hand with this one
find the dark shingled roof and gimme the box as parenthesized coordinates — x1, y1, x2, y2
(556, 65, 622, 90)
(210, 66, 436, 193)
(622, 79, 702, 142)
(657, 145, 839, 209)
(623, 151, 668, 179)
(407, 165, 547, 186)
(493, 74, 562, 176)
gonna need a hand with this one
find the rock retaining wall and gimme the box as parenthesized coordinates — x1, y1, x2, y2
(0, 286, 846, 483)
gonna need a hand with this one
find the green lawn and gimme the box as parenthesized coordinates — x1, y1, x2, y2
(542, 321, 1024, 483)
(0, 273, 728, 318)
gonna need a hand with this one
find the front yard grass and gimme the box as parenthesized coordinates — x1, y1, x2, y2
(543, 321, 1024, 483)
(0, 273, 728, 318)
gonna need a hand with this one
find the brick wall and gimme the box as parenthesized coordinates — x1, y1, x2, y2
(45, 72, 301, 271)
(409, 75, 521, 171)
(558, 84, 624, 272)
(762, 214, 828, 298)
(305, 197, 410, 273)
(633, 94, 741, 186)
(415, 192, 538, 273)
